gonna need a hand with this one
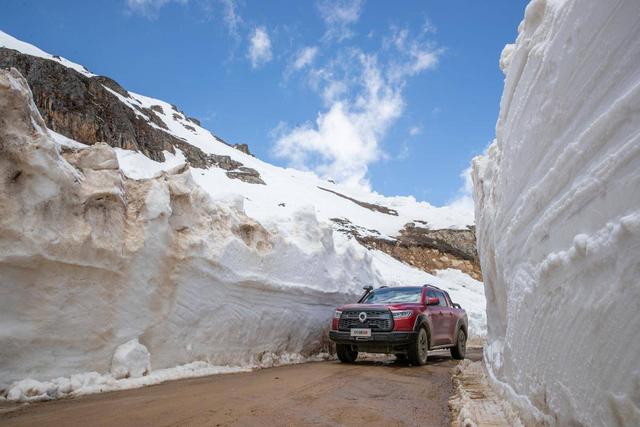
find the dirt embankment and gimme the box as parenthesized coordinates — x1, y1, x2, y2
(333, 217, 483, 281)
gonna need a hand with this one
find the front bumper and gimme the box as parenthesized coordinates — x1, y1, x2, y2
(329, 330, 418, 353)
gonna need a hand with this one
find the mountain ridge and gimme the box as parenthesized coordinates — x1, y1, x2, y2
(0, 29, 480, 278)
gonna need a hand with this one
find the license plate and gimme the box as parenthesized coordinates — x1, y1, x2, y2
(350, 328, 371, 337)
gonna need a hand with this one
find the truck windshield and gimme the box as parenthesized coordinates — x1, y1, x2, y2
(362, 287, 422, 304)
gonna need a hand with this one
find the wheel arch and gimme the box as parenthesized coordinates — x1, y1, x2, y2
(455, 318, 468, 337)
(413, 314, 431, 347)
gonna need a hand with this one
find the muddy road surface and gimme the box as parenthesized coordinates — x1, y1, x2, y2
(0, 349, 481, 427)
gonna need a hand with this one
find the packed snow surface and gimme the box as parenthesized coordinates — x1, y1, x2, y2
(0, 30, 486, 401)
(473, 0, 640, 425)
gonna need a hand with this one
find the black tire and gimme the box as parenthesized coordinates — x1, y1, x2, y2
(408, 326, 429, 366)
(336, 344, 358, 363)
(450, 329, 467, 360)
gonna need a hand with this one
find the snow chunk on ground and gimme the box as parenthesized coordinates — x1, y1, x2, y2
(114, 147, 187, 180)
(111, 339, 151, 380)
(49, 129, 88, 149)
(5, 363, 250, 402)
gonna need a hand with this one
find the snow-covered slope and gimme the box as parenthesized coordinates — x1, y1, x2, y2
(0, 31, 486, 401)
(0, 29, 472, 238)
(112, 91, 473, 237)
(472, 0, 640, 425)
(0, 30, 94, 76)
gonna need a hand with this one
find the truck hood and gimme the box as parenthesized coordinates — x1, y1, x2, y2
(337, 303, 423, 311)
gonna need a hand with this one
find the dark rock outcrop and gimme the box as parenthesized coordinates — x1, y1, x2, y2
(232, 143, 252, 156)
(0, 48, 173, 161)
(0, 47, 264, 185)
(332, 218, 482, 281)
(318, 187, 398, 216)
(186, 116, 200, 126)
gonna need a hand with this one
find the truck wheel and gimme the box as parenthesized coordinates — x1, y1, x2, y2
(450, 329, 467, 360)
(408, 326, 429, 366)
(336, 344, 358, 363)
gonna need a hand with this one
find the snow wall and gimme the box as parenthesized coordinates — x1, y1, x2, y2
(0, 68, 360, 393)
(472, 0, 640, 425)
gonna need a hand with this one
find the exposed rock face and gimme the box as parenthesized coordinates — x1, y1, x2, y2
(363, 239, 482, 281)
(232, 143, 252, 156)
(332, 218, 482, 280)
(172, 140, 264, 184)
(0, 47, 263, 185)
(319, 187, 399, 216)
(398, 223, 479, 262)
(0, 47, 173, 160)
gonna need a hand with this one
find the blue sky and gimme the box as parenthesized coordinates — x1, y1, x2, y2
(1, 0, 528, 206)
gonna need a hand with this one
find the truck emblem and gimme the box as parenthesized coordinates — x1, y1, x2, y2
(358, 312, 367, 322)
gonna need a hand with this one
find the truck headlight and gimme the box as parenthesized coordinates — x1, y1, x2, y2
(334, 310, 342, 319)
(391, 310, 413, 319)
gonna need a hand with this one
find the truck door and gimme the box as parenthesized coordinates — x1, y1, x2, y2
(427, 289, 447, 345)
(442, 291, 458, 344)
(434, 290, 455, 345)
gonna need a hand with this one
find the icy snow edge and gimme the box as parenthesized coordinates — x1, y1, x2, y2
(3, 348, 329, 403)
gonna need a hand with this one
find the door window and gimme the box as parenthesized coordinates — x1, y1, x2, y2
(435, 291, 448, 307)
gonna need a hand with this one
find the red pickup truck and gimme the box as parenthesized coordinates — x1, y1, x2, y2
(329, 285, 468, 365)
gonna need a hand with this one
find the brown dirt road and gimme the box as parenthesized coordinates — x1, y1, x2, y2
(0, 349, 481, 427)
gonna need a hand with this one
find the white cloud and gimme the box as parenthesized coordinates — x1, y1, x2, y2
(321, 80, 348, 105)
(248, 27, 272, 68)
(385, 26, 441, 81)
(421, 17, 437, 35)
(274, 26, 441, 189)
(409, 126, 422, 136)
(293, 46, 319, 70)
(275, 53, 407, 189)
(125, 0, 187, 18)
(448, 166, 475, 218)
(220, 0, 242, 39)
(397, 141, 410, 160)
(317, 0, 364, 42)
(126, 0, 242, 30)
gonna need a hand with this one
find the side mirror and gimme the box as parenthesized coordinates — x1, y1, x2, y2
(426, 297, 440, 306)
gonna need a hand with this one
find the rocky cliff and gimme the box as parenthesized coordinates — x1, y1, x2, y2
(332, 217, 481, 280)
(0, 47, 263, 184)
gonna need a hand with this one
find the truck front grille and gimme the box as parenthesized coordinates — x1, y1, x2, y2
(338, 310, 393, 331)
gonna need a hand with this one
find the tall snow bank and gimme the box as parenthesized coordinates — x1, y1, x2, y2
(472, 0, 640, 425)
(0, 67, 356, 393)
